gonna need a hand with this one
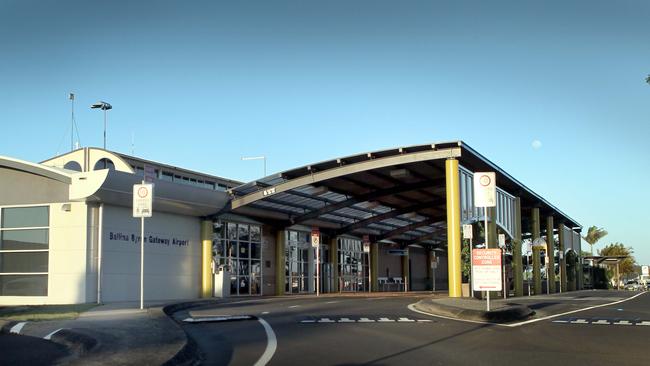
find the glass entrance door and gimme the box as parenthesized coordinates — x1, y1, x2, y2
(338, 238, 369, 292)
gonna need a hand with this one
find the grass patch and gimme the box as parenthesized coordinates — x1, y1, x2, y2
(0, 303, 98, 321)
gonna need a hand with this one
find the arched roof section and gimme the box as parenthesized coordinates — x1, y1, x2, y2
(41, 147, 134, 174)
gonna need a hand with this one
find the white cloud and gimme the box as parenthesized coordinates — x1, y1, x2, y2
(531, 140, 542, 150)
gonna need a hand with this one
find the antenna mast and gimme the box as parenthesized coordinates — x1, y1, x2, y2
(69, 93, 75, 151)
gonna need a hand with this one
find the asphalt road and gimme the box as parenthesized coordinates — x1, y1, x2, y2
(0, 333, 69, 365)
(176, 291, 649, 366)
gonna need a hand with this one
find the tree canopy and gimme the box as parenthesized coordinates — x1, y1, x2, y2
(599, 242, 637, 277)
(582, 226, 608, 255)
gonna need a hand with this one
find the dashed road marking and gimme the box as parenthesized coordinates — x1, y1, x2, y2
(300, 317, 432, 324)
(9, 322, 26, 334)
(325, 301, 340, 304)
(552, 318, 650, 326)
(288, 305, 300, 309)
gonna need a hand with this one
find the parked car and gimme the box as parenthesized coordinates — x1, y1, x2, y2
(624, 280, 640, 291)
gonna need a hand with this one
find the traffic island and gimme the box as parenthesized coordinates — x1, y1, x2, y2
(413, 297, 534, 323)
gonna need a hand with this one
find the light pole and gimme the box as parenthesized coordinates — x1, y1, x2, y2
(241, 156, 267, 177)
(91, 101, 112, 150)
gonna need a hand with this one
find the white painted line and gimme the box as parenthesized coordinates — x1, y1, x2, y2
(261, 311, 270, 315)
(9, 322, 26, 334)
(378, 317, 395, 322)
(416, 319, 432, 323)
(358, 318, 375, 323)
(614, 320, 633, 326)
(408, 291, 648, 329)
(507, 292, 648, 328)
(288, 305, 300, 309)
(552, 320, 569, 323)
(44, 328, 65, 340)
(398, 317, 416, 322)
(254, 318, 276, 366)
(570, 319, 589, 324)
(325, 301, 340, 304)
(592, 320, 610, 325)
(317, 318, 335, 323)
(637, 321, 650, 326)
(300, 320, 316, 323)
(183, 315, 252, 323)
(338, 318, 355, 323)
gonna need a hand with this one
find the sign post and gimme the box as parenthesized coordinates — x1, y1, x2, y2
(363, 235, 371, 293)
(498, 233, 507, 299)
(472, 249, 502, 311)
(463, 224, 474, 297)
(311, 227, 320, 296)
(133, 182, 153, 310)
(473, 172, 496, 311)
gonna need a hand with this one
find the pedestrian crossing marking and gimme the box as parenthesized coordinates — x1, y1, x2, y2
(552, 318, 650, 326)
(299, 316, 432, 324)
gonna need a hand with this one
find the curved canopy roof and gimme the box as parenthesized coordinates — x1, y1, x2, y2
(226, 141, 581, 246)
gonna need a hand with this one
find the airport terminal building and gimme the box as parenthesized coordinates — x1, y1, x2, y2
(0, 142, 583, 305)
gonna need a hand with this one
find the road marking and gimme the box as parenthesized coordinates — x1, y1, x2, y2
(408, 291, 648, 328)
(638, 321, 650, 326)
(338, 318, 355, 323)
(398, 317, 416, 322)
(9, 322, 26, 334)
(358, 318, 375, 323)
(378, 317, 395, 322)
(317, 318, 336, 323)
(288, 305, 300, 308)
(261, 312, 270, 315)
(325, 301, 340, 304)
(614, 320, 633, 326)
(183, 315, 253, 323)
(254, 318, 276, 366)
(570, 319, 589, 324)
(300, 320, 316, 323)
(592, 320, 610, 325)
(552, 320, 569, 324)
(44, 328, 65, 340)
(416, 319, 432, 322)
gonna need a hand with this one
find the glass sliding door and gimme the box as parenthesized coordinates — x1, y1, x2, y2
(338, 238, 368, 292)
(212, 221, 262, 296)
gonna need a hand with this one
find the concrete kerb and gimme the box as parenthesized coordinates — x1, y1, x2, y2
(413, 298, 534, 323)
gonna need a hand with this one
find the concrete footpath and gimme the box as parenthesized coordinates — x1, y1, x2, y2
(0, 300, 206, 366)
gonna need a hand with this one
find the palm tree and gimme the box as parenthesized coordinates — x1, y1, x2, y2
(582, 226, 608, 256)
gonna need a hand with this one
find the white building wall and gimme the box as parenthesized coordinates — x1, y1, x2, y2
(100, 205, 201, 302)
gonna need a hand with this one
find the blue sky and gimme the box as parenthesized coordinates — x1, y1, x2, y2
(1, 0, 649, 263)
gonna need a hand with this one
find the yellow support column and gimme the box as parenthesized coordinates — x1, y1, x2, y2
(401, 248, 410, 292)
(531, 208, 542, 295)
(200, 220, 213, 298)
(445, 158, 462, 298)
(330, 237, 339, 292)
(370, 243, 379, 292)
(275, 230, 285, 296)
(546, 216, 556, 293)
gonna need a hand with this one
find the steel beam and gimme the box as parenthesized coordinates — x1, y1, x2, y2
(375, 218, 436, 241)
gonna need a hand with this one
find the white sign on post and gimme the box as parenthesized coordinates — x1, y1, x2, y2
(642, 265, 649, 276)
(462, 224, 473, 240)
(473, 172, 496, 207)
(472, 249, 502, 291)
(498, 234, 506, 248)
(133, 184, 153, 218)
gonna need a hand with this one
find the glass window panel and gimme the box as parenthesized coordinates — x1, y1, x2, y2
(0, 252, 48, 273)
(238, 259, 249, 275)
(1, 207, 48, 228)
(250, 225, 261, 242)
(251, 260, 261, 276)
(229, 260, 238, 274)
(212, 240, 223, 257)
(291, 277, 299, 293)
(251, 243, 261, 259)
(285, 277, 290, 292)
(301, 249, 308, 262)
(238, 225, 249, 241)
(239, 243, 250, 258)
(298, 232, 307, 243)
(230, 275, 238, 295)
(1, 229, 48, 250)
(251, 276, 261, 295)
(289, 231, 298, 242)
(0, 275, 48, 296)
(227, 223, 237, 240)
(230, 241, 239, 258)
(239, 276, 250, 294)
